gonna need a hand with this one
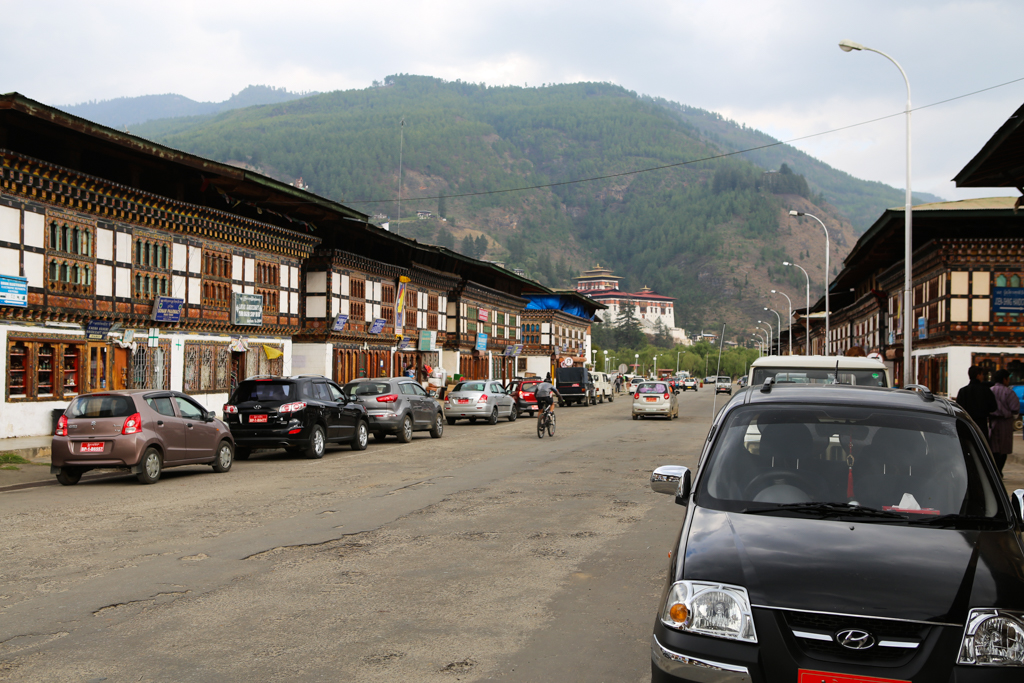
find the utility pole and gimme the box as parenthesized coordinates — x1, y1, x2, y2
(397, 118, 404, 233)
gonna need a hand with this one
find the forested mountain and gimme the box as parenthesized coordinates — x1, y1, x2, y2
(126, 76, 893, 334)
(59, 86, 313, 129)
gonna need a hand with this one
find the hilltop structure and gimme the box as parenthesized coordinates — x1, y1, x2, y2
(573, 265, 688, 344)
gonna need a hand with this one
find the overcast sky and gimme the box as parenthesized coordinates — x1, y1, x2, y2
(3, 0, 1022, 201)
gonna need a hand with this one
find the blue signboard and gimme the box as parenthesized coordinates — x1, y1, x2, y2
(397, 336, 412, 350)
(85, 320, 115, 341)
(332, 314, 349, 332)
(475, 333, 488, 351)
(0, 275, 27, 308)
(369, 318, 387, 335)
(151, 296, 184, 323)
(917, 316, 927, 340)
(993, 287, 1024, 313)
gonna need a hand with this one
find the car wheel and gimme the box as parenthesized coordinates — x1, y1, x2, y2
(351, 421, 368, 451)
(487, 407, 498, 425)
(55, 466, 82, 486)
(373, 432, 389, 442)
(469, 418, 477, 424)
(397, 415, 414, 443)
(632, 414, 639, 420)
(608, 393, 613, 403)
(306, 425, 326, 459)
(137, 447, 162, 485)
(234, 447, 251, 461)
(446, 417, 457, 426)
(599, 392, 604, 404)
(212, 441, 233, 473)
(508, 404, 518, 422)
(430, 413, 444, 438)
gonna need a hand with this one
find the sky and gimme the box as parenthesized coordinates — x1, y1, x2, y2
(2, 0, 1022, 201)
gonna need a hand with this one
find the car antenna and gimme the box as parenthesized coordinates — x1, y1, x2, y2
(834, 357, 841, 385)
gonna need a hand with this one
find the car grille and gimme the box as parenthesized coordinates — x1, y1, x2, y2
(782, 610, 929, 665)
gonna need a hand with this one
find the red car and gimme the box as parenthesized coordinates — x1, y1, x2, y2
(508, 378, 542, 415)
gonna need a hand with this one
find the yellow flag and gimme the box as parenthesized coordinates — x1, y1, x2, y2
(263, 345, 284, 359)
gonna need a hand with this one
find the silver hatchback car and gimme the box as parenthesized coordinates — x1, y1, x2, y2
(632, 381, 679, 420)
(444, 380, 518, 425)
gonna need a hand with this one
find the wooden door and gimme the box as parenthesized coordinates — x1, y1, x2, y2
(87, 343, 110, 392)
(112, 347, 130, 390)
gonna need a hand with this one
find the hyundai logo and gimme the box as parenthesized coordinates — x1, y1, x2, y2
(254, 405, 261, 410)
(835, 628, 875, 650)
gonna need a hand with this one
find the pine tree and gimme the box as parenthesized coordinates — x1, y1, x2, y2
(475, 234, 488, 258)
(437, 192, 447, 218)
(460, 235, 475, 256)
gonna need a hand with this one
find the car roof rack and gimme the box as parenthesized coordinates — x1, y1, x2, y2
(760, 377, 775, 393)
(903, 384, 935, 402)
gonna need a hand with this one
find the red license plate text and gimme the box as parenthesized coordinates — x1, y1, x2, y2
(458, 398, 469, 403)
(646, 397, 657, 402)
(80, 442, 104, 453)
(798, 670, 910, 683)
(249, 414, 268, 423)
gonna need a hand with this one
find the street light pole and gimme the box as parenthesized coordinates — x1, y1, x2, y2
(840, 38, 913, 386)
(765, 307, 782, 354)
(771, 290, 793, 356)
(753, 332, 765, 357)
(783, 262, 811, 355)
(676, 350, 681, 374)
(789, 211, 830, 354)
(759, 319, 773, 354)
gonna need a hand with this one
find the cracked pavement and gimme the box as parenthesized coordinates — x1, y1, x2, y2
(0, 392, 714, 682)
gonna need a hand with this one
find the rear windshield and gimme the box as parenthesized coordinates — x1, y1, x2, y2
(638, 383, 668, 394)
(453, 381, 486, 392)
(521, 381, 540, 391)
(752, 367, 887, 387)
(69, 394, 136, 418)
(345, 382, 391, 396)
(232, 381, 295, 403)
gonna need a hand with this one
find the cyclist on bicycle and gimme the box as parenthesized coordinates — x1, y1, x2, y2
(535, 374, 560, 417)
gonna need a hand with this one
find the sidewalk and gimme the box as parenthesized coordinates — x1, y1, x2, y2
(0, 434, 53, 462)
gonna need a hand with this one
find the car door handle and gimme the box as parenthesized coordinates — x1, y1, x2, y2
(157, 420, 164, 426)
(186, 423, 194, 429)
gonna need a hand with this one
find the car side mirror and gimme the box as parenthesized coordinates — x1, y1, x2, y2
(203, 410, 214, 422)
(651, 466, 691, 506)
(1013, 489, 1024, 525)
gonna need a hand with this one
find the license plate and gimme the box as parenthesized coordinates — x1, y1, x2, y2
(249, 414, 268, 423)
(799, 670, 910, 683)
(646, 397, 657, 402)
(80, 442, 104, 453)
(458, 398, 469, 404)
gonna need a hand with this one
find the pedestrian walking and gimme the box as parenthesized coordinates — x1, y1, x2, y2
(956, 365, 998, 446)
(989, 369, 1019, 478)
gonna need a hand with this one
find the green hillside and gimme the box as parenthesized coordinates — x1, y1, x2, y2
(131, 76, 869, 331)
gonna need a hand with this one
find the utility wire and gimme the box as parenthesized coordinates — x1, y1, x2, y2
(338, 75, 1024, 206)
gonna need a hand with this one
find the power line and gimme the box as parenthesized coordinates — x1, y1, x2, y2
(320, 75, 1024, 206)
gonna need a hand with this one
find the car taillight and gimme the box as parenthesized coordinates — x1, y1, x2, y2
(223, 404, 238, 414)
(478, 394, 488, 403)
(572, 384, 580, 387)
(279, 401, 308, 413)
(664, 393, 670, 400)
(122, 412, 142, 435)
(55, 414, 67, 436)
(522, 392, 534, 400)
(634, 393, 640, 399)
(375, 394, 398, 403)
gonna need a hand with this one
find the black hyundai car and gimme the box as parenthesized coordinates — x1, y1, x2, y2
(649, 382, 1024, 682)
(223, 375, 369, 459)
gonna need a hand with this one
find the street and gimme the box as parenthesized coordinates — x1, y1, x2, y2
(0, 389, 722, 682)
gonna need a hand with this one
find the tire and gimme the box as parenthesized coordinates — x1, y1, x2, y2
(508, 404, 518, 422)
(547, 412, 556, 437)
(599, 392, 604, 404)
(469, 417, 477, 424)
(446, 417, 457, 426)
(632, 414, 639, 420)
(137, 447, 162, 485)
(397, 415, 414, 443)
(373, 432, 389, 442)
(305, 425, 326, 459)
(537, 416, 546, 439)
(608, 393, 614, 403)
(234, 447, 251, 461)
(55, 466, 82, 486)
(351, 421, 368, 451)
(487, 407, 498, 425)
(212, 441, 233, 473)
(430, 412, 444, 438)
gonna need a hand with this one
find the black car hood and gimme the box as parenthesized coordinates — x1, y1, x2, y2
(680, 507, 1024, 623)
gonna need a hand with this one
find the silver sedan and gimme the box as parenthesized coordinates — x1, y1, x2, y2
(444, 380, 518, 425)
(632, 381, 679, 420)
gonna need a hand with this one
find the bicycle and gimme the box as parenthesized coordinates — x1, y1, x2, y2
(537, 401, 556, 438)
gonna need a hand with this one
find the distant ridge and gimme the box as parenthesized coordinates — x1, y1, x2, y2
(58, 85, 316, 129)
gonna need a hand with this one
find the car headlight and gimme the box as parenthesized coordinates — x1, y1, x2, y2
(958, 609, 1024, 665)
(661, 581, 757, 643)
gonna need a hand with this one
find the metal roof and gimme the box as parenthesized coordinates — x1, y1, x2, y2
(953, 101, 1024, 188)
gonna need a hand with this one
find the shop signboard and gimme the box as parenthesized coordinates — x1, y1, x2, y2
(369, 318, 387, 335)
(332, 313, 349, 332)
(917, 316, 927, 340)
(418, 329, 436, 351)
(993, 287, 1024, 313)
(85, 320, 115, 341)
(397, 335, 412, 350)
(0, 274, 28, 308)
(478, 309, 489, 322)
(231, 292, 264, 326)
(475, 333, 488, 351)
(151, 296, 184, 323)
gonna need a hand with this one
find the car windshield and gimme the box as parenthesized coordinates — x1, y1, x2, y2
(69, 394, 136, 418)
(453, 381, 486, 392)
(698, 404, 1004, 527)
(752, 367, 887, 387)
(232, 381, 293, 402)
(638, 383, 668, 394)
(344, 382, 391, 396)
(717, 377, 731, 383)
(521, 381, 539, 392)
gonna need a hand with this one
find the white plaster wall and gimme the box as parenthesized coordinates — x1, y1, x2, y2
(23, 212, 44, 248)
(95, 264, 112, 297)
(525, 355, 551, 379)
(306, 296, 326, 318)
(172, 243, 187, 271)
(96, 228, 114, 261)
(24, 252, 43, 288)
(116, 232, 131, 263)
(0, 206, 19, 242)
(440, 349, 460, 379)
(291, 343, 332, 377)
(306, 272, 327, 293)
(115, 267, 130, 298)
(243, 257, 254, 283)
(232, 255, 242, 281)
(0, 247, 19, 277)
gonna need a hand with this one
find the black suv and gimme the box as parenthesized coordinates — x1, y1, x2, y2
(342, 377, 444, 442)
(223, 375, 369, 459)
(555, 366, 595, 406)
(649, 382, 1024, 681)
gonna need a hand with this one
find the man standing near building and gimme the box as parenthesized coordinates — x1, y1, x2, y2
(989, 369, 1019, 478)
(956, 365, 998, 447)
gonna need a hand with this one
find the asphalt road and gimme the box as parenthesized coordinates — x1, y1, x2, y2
(0, 389, 725, 682)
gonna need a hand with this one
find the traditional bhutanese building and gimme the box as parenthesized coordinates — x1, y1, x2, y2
(574, 265, 676, 331)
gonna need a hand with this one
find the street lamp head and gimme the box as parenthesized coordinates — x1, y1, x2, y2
(839, 39, 864, 52)
(783, 261, 791, 266)
(789, 210, 805, 217)
(771, 289, 777, 293)
(764, 307, 769, 311)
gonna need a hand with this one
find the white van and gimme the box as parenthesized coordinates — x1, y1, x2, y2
(749, 355, 890, 388)
(591, 372, 614, 402)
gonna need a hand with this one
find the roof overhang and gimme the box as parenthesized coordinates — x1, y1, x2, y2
(954, 101, 1024, 189)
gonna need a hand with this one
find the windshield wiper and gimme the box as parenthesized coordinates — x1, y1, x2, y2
(905, 513, 1008, 528)
(741, 502, 908, 520)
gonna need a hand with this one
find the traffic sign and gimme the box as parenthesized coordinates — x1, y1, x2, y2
(618, 363, 628, 373)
